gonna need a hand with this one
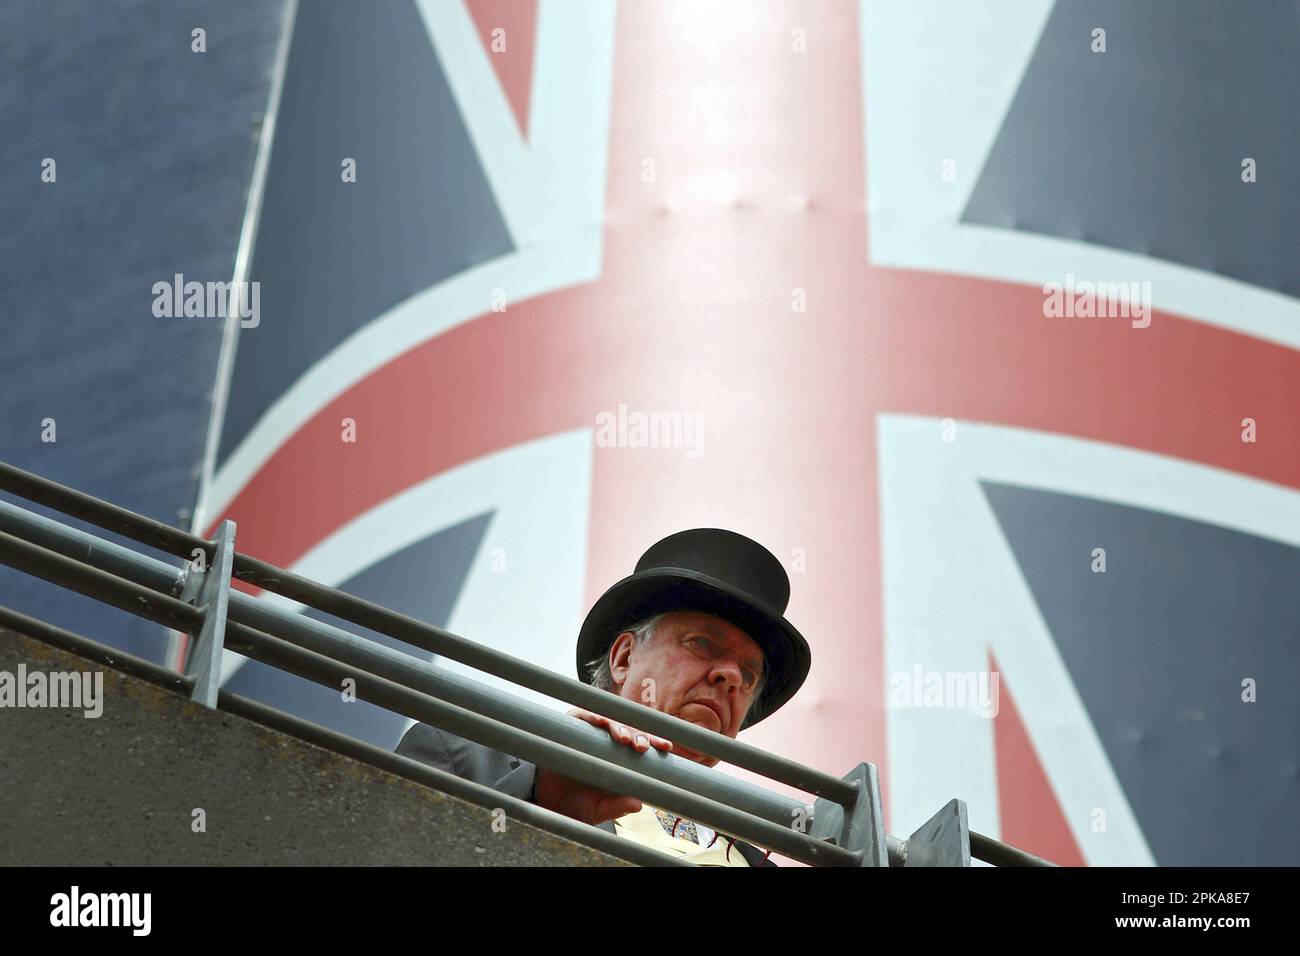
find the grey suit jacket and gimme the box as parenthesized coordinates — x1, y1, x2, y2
(395, 721, 775, 867)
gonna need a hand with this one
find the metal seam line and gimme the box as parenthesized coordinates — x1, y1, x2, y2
(179, 0, 301, 671)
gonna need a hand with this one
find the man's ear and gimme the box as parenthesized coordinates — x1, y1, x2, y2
(608, 631, 636, 689)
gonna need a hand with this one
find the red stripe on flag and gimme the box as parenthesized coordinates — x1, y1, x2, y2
(466, 0, 538, 138)
(990, 650, 1087, 866)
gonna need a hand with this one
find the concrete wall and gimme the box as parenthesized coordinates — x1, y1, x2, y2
(0, 628, 626, 866)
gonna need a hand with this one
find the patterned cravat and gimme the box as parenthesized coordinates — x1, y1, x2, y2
(654, 808, 700, 845)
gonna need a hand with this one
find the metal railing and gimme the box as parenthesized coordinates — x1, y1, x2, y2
(0, 461, 1055, 868)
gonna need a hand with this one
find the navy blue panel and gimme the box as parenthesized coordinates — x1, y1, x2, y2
(223, 512, 492, 750)
(0, 1, 284, 662)
(963, 0, 1300, 299)
(981, 482, 1300, 866)
(214, 0, 514, 463)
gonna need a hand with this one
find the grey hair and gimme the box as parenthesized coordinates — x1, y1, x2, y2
(585, 612, 669, 691)
(584, 611, 769, 724)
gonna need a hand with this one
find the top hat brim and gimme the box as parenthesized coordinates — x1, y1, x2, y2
(575, 569, 811, 729)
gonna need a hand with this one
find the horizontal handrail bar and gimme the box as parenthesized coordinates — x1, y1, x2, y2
(0, 530, 198, 634)
(971, 831, 1055, 867)
(0, 463, 856, 806)
(0, 524, 855, 866)
(0, 498, 815, 825)
(225, 620, 857, 866)
(216, 690, 692, 868)
(1, 465, 1057, 866)
(231, 598, 807, 829)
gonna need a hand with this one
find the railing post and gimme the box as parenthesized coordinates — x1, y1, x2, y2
(809, 762, 889, 866)
(181, 520, 235, 709)
(902, 798, 971, 867)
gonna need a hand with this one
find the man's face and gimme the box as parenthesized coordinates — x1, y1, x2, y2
(608, 611, 765, 767)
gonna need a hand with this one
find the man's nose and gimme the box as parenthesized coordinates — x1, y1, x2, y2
(709, 659, 743, 692)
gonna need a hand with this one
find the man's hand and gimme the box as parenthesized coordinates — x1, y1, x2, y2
(533, 707, 673, 826)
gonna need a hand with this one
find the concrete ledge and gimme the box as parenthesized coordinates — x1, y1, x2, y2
(0, 627, 629, 866)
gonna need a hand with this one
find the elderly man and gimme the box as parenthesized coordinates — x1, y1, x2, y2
(395, 528, 811, 867)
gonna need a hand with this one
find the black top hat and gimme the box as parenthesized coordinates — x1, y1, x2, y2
(575, 528, 811, 729)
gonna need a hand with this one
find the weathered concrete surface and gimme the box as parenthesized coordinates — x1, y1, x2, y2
(0, 628, 628, 866)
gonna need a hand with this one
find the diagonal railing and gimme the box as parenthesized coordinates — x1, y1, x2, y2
(0, 460, 1054, 868)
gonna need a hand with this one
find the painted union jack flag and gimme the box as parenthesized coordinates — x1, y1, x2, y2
(193, 0, 1300, 866)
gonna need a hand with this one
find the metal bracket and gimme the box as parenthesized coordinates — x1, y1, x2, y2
(182, 520, 235, 708)
(809, 761, 889, 866)
(902, 798, 971, 867)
